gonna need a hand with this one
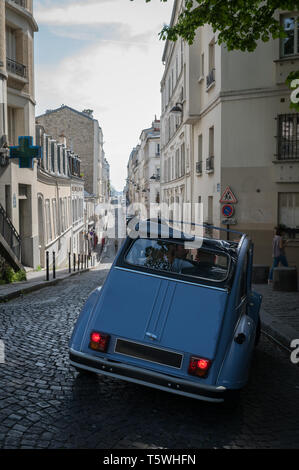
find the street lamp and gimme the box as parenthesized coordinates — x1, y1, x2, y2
(170, 103, 183, 115)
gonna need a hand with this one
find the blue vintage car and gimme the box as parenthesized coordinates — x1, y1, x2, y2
(69, 220, 262, 404)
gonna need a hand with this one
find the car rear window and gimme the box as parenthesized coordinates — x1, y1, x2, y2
(125, 239, 230, 282)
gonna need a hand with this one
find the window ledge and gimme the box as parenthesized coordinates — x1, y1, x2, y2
(206, 81, 216, 92)
(273, 159, 299, 163)
(274, 55, 299, 64)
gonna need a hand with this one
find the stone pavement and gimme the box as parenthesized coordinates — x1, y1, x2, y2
(253, 283, 299, 350)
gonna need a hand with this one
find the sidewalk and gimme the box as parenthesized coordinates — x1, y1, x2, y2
(253, 283, 299, 349)
(0, 248, 105, 303)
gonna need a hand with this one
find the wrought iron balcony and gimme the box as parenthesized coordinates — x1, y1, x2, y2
(206, 68, 215, 89)
(11, 0, 27, 8)
(196, 161, 202, 174)
(206, 156, 214, 172)
(276, 114, 299, 161)
(6, 58, 27, 78)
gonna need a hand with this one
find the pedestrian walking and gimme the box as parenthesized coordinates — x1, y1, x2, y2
(268, 227, 289, 284)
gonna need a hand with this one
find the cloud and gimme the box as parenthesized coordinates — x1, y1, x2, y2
(34, 0, 174, 190)
(47, 23, 154, 46)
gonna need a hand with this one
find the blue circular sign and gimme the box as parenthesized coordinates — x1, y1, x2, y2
(222, 204, 234, 218)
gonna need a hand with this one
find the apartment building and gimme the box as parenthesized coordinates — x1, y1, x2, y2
(0, 0, 39, 270)
(161, 0, 299, 266)
(35, 125, 85, 269)
(36, 106, 106, 204)
(127, 118, 161, 216)
(160, 5, 191, 219)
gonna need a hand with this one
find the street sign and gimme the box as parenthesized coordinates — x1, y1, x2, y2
(222, 218, 237, 225)
(222, 204, 234, 218)
(220, 186, 237, 204)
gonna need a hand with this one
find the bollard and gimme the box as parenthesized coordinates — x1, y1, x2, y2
(84, 254, 86, 269)
(73, 253, 76, 272)
(69, 252, 71, 274)
(81, 254, 84, 270)
(53, 252, 56, 279)
(78, 254, 80, 271)
(46, 251, 49, 281)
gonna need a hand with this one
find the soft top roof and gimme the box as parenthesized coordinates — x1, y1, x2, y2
(132, 219, 241, 260)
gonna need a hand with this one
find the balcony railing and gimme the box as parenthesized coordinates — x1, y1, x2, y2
(6, 58, 27, 78)
(206, 156, 214, 172)
(196, 161, 202, 174)
(276, 114, 299, 160)
(11, 0, 27, 8)
(206, 68, 215, 89)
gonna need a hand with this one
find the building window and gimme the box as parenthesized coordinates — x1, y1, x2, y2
(45, 199, 52, 244)
(57, 147, 61, 173)
(6, 27, 16, 61)
(277, 114, 299, 160)
(207, 39, 216, 88)
(7, 107, 16, 146)
(181, 143, 185, 176)
(281, 14, 299, 57)
(196, 135, 203, 174)
(52, 199, 57, 239)
(277, 113, 299, 160)
(51, 142, 55, 172)
(279, 193, 299, 234)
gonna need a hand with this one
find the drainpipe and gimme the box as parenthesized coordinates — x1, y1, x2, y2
(0, 0, 8, 142)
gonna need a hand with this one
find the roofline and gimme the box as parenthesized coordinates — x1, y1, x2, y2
(36, 105, 98, 123)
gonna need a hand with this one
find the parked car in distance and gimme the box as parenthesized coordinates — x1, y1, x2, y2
(69, 219, 262, 404)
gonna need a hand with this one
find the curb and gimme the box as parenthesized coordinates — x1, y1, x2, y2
(0, 268, 90, 303)
(260, 308, 298, 351)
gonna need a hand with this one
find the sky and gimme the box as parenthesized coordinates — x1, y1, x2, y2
(34, 0, 174, 192)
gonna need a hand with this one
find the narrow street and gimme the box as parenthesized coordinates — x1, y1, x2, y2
(0, 236, 298, 449)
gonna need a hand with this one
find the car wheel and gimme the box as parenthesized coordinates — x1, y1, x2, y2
(255, 317, 261, 346)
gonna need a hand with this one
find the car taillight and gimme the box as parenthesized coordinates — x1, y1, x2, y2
(188, 356, 211, 378)
(89, 331, 110, 352)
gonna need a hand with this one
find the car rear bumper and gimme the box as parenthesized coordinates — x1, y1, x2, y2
(69, 349, 227, 403)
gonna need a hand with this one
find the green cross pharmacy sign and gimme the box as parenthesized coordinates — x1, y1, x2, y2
(10, 136, 42, 169)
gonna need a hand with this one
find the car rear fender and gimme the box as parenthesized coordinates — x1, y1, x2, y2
(247, 290, 262, 326)
(69, 287, 102, 350)
(216, 312, 256, 389)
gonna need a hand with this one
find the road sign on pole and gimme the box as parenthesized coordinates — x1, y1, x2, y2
(220, 187, 237, 204)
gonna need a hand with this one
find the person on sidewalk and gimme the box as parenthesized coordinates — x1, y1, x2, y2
(268, 227, 289, 284)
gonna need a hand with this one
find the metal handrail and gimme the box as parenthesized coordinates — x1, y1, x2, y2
(0, 202, 21, 260)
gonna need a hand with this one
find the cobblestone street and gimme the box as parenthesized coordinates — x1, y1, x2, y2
(0, 241, 299, 449)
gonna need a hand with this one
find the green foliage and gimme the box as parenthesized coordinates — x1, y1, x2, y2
(136, 0, 299, 52)
(1, 267, 27, 284)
